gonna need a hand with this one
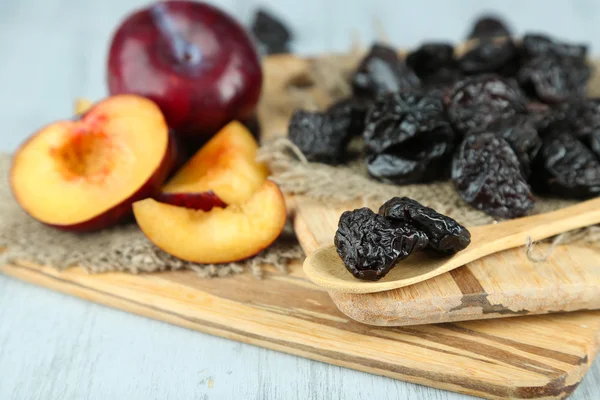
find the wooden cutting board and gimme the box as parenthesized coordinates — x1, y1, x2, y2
(258, 53, 600, 326)
(2, 257, 600, 400)
(293, 198, 600, 326)
(2, 54, 600, 400)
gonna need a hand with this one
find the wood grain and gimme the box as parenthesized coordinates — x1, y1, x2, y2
(1, 259, 599, 400)
(2, 49, 600, 400)
(303, 197, 600, 293)
(294, 200, 600, 326)
(4, 3, 600, 399)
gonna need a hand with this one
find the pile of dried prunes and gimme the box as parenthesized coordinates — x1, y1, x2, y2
(288, 15, 599, 219)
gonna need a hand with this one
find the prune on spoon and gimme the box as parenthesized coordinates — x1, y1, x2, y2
(363, 91, 455, 184)
(378, 197, 471, 254)
(251, 9, 292, 54)
(406, 42, 461, 86)
(467, 15, 511, 39)
(445, 74, 528, 137)
(452, 133, 535, 219)
(352, 43, 420, 100)
(334, 207, 429, 281)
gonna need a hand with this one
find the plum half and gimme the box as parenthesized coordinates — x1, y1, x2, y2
(10, 95, 172, 232)
(161, 121, 268, 206)
(134, 180, 287, 264)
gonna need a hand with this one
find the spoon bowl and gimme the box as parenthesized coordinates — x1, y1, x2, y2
(303, 196, 600, 294)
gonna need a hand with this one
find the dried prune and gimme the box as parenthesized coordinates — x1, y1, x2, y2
(251, 9, 292, 55)
(334, 208, 429, 281)
(458, 39, 519, 76)
(531, 125, 600, 199)
(518, 34, 591, 103)
(379, 197, 471, 254)
(446, 74, 527, 136)
(521, 34, 587, 60)
(518, 55, 591, 104)
(406, 43, 461, 86)
(565, 99, 600, 139)
(480, 115, 542, 177)
(561, 99, 600, 157)
(532, 99, 600, 158)
(530, 104, 563, 133)
(422, 85, 451, 103)
(589, 131, 600, 157)
(452, 133, 535, 219)
(352, 43, 420, 100)
(366, 141, 453, 184)
(363, 91, 455, 183)
(326, 97, 369, 139)
(364, 91, 452, 153)
(537, 99, 600, 138)
(467, 16, 511, 39)
(288, 110, 350, 164)
(526, 101, 550, 114)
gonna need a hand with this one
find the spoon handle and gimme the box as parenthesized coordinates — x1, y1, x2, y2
(475, 196, 600, 252)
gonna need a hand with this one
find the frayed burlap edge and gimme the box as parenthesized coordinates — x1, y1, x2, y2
(0, 153, 303, 278)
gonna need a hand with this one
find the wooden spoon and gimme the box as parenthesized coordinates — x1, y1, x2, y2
(303, 197, 600, 294)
